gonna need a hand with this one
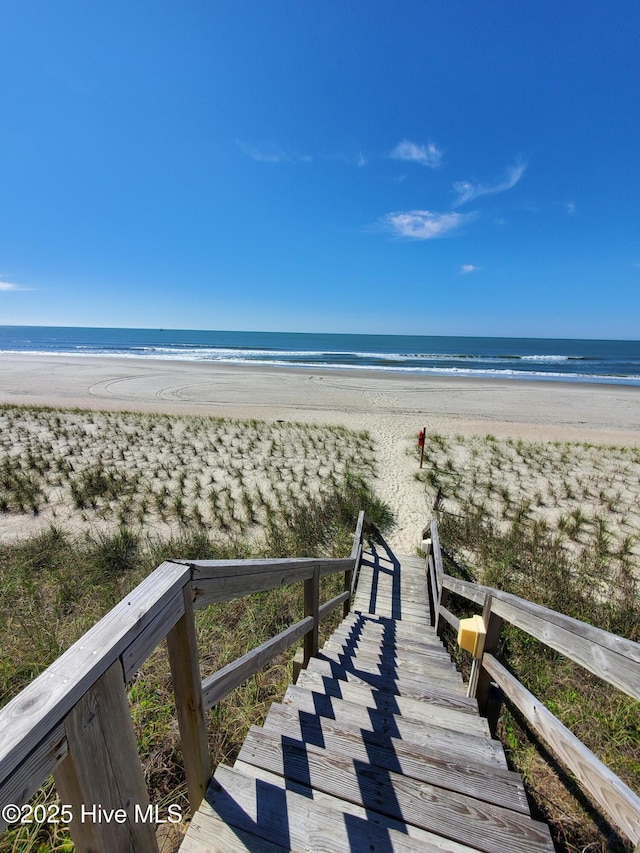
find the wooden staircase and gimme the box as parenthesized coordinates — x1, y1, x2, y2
(180, 543, 555, 852)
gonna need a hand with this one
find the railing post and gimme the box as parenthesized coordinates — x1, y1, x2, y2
(166, 583, 211, 813)
(303, 566, 320, 667)
(474, 594, 504, 719)
(343, 564, 353, 618)
(53, 660, 159, 853)
(435, 585, 449, 638)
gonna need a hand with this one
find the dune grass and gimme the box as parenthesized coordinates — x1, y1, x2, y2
(0, 406, 392, 853)
(418, 432, 640, 853)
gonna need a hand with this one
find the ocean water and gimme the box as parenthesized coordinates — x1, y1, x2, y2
(1, 326, 640, 386)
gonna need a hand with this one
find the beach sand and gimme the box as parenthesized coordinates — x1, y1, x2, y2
(2, 353, 640, 551)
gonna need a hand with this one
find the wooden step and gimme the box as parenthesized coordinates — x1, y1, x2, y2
(317, 648, 467, 694)
(322, 637, 460, 677)
(235, 727, 554, 853)
(261, 703, 528, 813)
(211, 762, 480, 852)
(329, 623, 452, 660)
(297, 667, 478, 716)
(282, 684, 506, 767)
(306, 655, 469, 701)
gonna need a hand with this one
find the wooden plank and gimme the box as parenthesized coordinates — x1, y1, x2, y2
(329, 626, 451, 659)
(431, 519, 445, 578)
(442, 574, 640, 668)
(318, 589, 350, 623)
(490, 596, 640, 702)
(166, 584, 211, 813)
(0, 561, 190, 784)
(282, 684, 506, 767)
(181, 806, 289, 852)
(297, 668, 478, 715)
(53, 660, 159, 853)
(234, 759, 489, 853)
(350, 510, 365, 560)
(303, 567, 319, 666)
(318, 647, 465, 691)
(438, 604, 461, 632)
(324, 634, 458, 668)
(188, 556, 351, 581)
(483, 653, 640, 846)
(192, 563, 316, 609)
(0, 724, 67, 829)
(338, 612, 444, 645)
(293, 670, 489, 735)
(212, 763, 481, 853)
(321, 640, 461, 683)
(261, 705, 527, 813)
(307, 656, 470, 703)
(235, 727, 554, 853)
(191, 556, 353, 608)
(202, 617, 313, 711)
(121, 589, 185, 682)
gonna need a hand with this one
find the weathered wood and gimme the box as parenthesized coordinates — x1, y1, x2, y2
(349, 510, 365, 560)
(261, 704, 528, 812)
(121, 588, 185, 682)
(491, 596, 640, 702)
(428, 553, 439, 624)
(318, 589, 350, 623)
(209, 763, 481, 853)
(166, 584, 211, 813)
(321, 638, 461, 680)
(343, 566, 353, 618)
(474, 595, 504, 712)
(318, 646, 465, 693)
(181, 804, 289, 852)
(483, 653, 640, 846)
(236, 726, 554, 853)
(303, 566, 319, 667)
(192, 562, 317, 609)
(282, 683, 506, 767)
(0, 561, 190, 786)
(0, 724, 67, 829)
(202, 617, 313, 711)
(437, 603, 460, 632)
(307, 654, 469, 702)
(430, 518, 445, 578)
(443, 573, 640, 664)
(297, 668, 478, 715)
(53, 660, 159, 853)
(190, 557, 353, 609)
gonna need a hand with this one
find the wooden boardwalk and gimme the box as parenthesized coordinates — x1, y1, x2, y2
(180, 540, 555, 852)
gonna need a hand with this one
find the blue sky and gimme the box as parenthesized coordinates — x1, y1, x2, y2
(1, 2, 639, 338)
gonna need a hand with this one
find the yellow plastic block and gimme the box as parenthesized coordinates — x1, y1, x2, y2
(457, 614, 486, 658)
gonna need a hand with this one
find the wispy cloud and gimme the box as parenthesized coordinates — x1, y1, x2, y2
(238, 142, 312, 164)
(390, 139, 443, 169)
(453, 160, 527, 207)
(0, 281, 27, 292)
(460, 264, 480, 274)
(382, 209, 475, 240)
(566, 201, 576, 215)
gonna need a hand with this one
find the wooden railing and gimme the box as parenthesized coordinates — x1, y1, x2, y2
(0, 511, 366, 852)
(424, 518, 640, 849)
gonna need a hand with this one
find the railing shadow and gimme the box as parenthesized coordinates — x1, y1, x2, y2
(359, 535, 402, 619)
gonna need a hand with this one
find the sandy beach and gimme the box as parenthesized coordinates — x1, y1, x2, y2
(2, 353, 640, 550)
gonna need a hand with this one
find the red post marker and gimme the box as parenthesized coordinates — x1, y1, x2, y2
(418, 427, 426, 468)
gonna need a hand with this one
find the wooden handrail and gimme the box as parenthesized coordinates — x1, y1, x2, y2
(426, 517, 640, 846)
(0, 513, 366, 848)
